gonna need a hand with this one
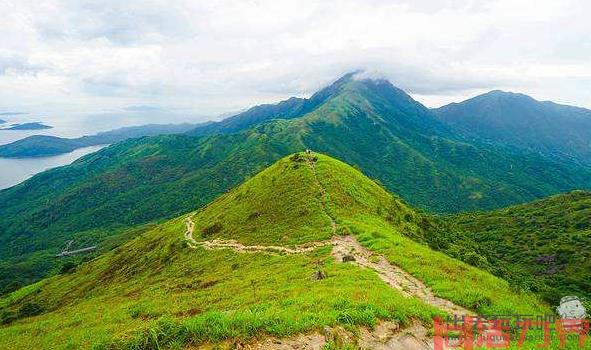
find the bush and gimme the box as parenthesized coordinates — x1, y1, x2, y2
(0, 310, 16, 325)
(0, 280, 24, 296)
(59, 261, 78, 274)
(201, 223, 223, 237)
(18, 301, 44, 318)
(463, 251, 488, 268)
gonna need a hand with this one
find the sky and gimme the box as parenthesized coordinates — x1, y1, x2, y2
(1, 0, 590, 134)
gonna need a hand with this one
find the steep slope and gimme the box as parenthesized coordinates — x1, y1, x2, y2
(2, 73, 591, 294)
(0, 154, 549, 349)
(434, 90, 591, 165)
(445, 190, 591, 304)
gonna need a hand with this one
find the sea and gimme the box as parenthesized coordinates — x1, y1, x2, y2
(0, 110, 210, 191)
(0, 123, 107, 191)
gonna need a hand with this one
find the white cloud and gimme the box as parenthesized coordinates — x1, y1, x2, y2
(0, 0, 590, 131)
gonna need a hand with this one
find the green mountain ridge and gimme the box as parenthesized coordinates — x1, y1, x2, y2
(187, 71, 362, 137)
(1, 72, 590, 295)
(434, 90, 591, 165)
(0, 153, 551, 349)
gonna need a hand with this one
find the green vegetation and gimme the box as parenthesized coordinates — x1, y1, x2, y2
(0, 154, 554, 349)
(445, 190, 591, 305)
(434, 90, 591, 165)
(0, 123, 199, 158)
(1, 73, 590, 295)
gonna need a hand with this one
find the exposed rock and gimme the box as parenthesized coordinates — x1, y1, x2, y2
(342, 254, 356, 262)
(311, 270, 327, 281)
(322, 326, 333, 340)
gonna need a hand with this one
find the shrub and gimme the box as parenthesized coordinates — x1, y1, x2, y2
(201, 223, 223, 237)
(59, 261, 78, 274)
(17, 301, 44, 318)
(0, 310, 16, 325)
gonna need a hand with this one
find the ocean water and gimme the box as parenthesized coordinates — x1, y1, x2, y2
(0, 145, 105, 190)
(0, 110, 207, 191)
(0, 119, 108, 190)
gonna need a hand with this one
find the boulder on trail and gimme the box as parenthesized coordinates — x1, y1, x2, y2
(342, 254, 356, 262)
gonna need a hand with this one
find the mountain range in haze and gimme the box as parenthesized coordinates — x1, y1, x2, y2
(434, 90, 591, 165)
(0, 122, 53, 131)
(4, 79, 591, 165)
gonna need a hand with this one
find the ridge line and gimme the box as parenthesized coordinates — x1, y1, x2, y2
(182, 152, 474, 317)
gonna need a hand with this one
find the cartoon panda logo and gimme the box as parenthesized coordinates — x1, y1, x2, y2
(556, 296, 587, 319)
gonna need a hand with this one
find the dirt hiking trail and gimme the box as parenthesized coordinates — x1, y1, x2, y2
(183, 153, 474, 348)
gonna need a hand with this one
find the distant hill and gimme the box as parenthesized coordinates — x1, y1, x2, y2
(0, 153, 549, 349)
(0, 122, 53, 131)
(434, 90, 591, 165)
(0, 73, 590, 294)
(445, 190, 591, 304)
(0, 123, 201, 158)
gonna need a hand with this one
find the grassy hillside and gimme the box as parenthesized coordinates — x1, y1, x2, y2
(446, 190, 591, 305)
(0, 132, 301, 294)
(1, 73, 590, 295)
(0, 154, 551, 349)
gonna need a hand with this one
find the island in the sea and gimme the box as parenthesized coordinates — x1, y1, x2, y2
(0, 122, 53, 130)
(0, 123, 203, 158)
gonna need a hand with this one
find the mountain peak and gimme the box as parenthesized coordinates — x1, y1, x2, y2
(315, 71, 416, 106)
(434, 86, 591, 165)
(190, 152, 421, 246)
(317, 70, 398, 94)
(480, 89, 535, 102)
(434, 90, 538, 114)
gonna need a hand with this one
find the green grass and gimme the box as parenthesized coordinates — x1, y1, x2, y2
(190, 154, 332, 246)
(0, 153, 580, 349)
(0, 223, 438, 349)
